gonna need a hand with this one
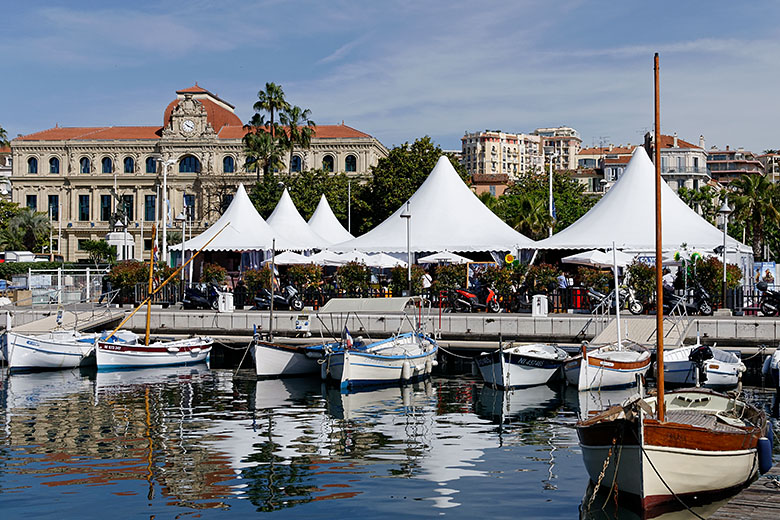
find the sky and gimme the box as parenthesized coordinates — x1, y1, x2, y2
(2, 0, 780, 152)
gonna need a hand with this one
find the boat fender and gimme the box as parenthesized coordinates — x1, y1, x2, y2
(432, 359, 439, 367)
(402, 360, 411, 381)
(758, 436, 773, 474)
(425, 357, 432, 374)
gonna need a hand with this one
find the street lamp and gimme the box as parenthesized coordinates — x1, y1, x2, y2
(543, 146, 560, 237)
(175, 210, 187, 285)
(153, 156, 177, 265)
(400, 201, 412, 295)
(347, 180, 351, 233)
(719, 197, 732, 309)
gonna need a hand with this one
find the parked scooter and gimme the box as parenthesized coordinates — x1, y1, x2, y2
(252, 284, 304, 311)
(587, 286, 644, 315)
(182, 283, 219, 310)
(449, 284, 501, 313)
(757, 281, 780, 317)
(663, 283, 713, 316)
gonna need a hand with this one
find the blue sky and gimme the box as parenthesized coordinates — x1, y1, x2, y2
(3, 0, 780, 152)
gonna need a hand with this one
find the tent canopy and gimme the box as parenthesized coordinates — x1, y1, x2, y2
(561, 249, 636, 269)
(418, 251, 472, 265)
(308, 194, 354, 245)
(181, 184, 290, 252)
(535, 148, 751, 253)
(267, 188, 330, 250)
(330, 156, 535, 253)
(318, 296, 421, 314)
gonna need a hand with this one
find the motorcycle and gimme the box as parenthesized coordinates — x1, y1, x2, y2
(663, 283, 712, 316)
(757, 281, 780, 317)
(182, 283, 219, 310)
(587, 286, 644, 315)
(252, 284, 304, 312)
(448, 284, 501, 313)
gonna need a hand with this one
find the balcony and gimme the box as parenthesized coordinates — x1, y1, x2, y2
(472, 173, 509, 185)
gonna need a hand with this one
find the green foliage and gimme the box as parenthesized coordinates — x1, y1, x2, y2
(363, 137, 467, 233)
(390, 265, 425, 295)
(429, 264, 467, 294)
(625, 261, 656, 300)
(244, 267, 272, 294)
(677, 185, 721, 225)
(479, 263, 528, 298)
(577, 266, 612, 294)
(0, 208, 50, 252)
(106, 261, 147, 289)
(0, 261, 65, 279)
(201, 263, 227, 285)
(286, 263, 322, 289)
(691, 255, 742, 305)
(0, 200, 22, 229)
(525, 263, 561, 293)
(0, 125, 9, 148)
(81, 239, 116, 266)
(730, 174, 780, 261)
(335, 262, 370, 294)
(243, 130, 286, 183)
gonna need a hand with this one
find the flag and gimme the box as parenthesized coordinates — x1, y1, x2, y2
(341, 326, 354, 348)
(551, 199, 556, 220)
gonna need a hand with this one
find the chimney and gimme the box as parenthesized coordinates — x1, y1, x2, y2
(726, 145, 730, 151)
(699, 135, 705, 149)
(609, 144, 613, 151)
(673, 132, 678, 148)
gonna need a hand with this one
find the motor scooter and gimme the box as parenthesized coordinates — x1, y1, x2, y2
(757, 281, 780, 317)
(663, 283, 712, 316)
(182, 283, 219, 310)
(252, 284, 304, 311)
(449, 284, 500, 313)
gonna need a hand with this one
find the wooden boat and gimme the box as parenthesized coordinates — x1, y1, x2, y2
(476, 343, 569, 388)
(95, 335, 213, 370)
(3, 329, 98, 371)
(661, 341, 745, 388)
(564, 341, 651, 391)
(252, 339, 344, 377)
(576, 54, 773, 515)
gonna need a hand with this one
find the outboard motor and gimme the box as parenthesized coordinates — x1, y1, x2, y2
(688, 345, 713, 386)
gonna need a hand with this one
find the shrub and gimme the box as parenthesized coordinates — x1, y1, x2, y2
(525, 263, 561, 293)
(335, 262, 370, 294)
(107, 261, 147, 289)
(201, 263, 227, 285)
(0, 261, 67, 279)
(244, 267, 272, 295)
(625, 261, 655, 300)
(287, 263, 322, 289)
(576, 266, 612, 294)
(692, 255, 742, 305)
(479, 262, 528, 298)
(390, 265, 425, 295)
(430, 264, 467, 294)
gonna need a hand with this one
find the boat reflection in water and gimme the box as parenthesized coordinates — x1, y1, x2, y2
(564, 384, 640, 421)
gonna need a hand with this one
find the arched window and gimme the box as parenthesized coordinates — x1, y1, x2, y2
(291, 155, 302, 173)
(179, 155, 201, 173)
(124, 157, 134, 173)
(101, 157, 113, 173)
(345, 154, 357, 173)
(223, 156, 235, 173)
(49, 157, 60, 174)
(80, 157, 90, 174)
(27, 157, 38, 174)
(322, 155, 334, 173)
(145, 157, 157, 173)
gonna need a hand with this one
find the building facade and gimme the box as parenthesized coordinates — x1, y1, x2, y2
(10, 85, 388, 262)
(648, 133, 710, 191)
(707, 145, 764, 184)
(0, 146, 10, 199)
(534, 126, 582, 170)
(461, 130, 543, 195)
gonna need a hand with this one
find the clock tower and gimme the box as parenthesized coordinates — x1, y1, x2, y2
(163, 92, 213, 139)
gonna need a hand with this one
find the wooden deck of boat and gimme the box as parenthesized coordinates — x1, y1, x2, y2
(710, 465, 780, 519)
(10, 308, 124, 333)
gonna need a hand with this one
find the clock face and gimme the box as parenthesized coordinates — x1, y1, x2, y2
(182, 119, 195, 133)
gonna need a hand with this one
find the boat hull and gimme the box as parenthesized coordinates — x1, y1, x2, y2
(253, 341, 321, 376)
(476, 348, 564, 388)
(96, 338, 213, 370)
(564, 349, 650, 391)
(325, 334, 438, 391)
(4, 331, 95, 371)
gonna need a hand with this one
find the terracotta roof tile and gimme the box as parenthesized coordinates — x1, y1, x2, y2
(0, 145, 10, 153)
(217, 123, 372, 140)
(658, 134, 699, 149)
(14, 126, 162, 141)
(163, 98, 242, 132)
(578, 145, 636, 155)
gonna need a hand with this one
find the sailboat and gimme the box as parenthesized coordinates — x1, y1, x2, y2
(95, 224, 222, 370)
(576, 54, 773, 515)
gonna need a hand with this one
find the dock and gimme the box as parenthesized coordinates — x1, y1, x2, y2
(710, 466, 780, 519)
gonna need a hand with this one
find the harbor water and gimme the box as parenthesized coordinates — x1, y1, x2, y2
(0, 366, 776, 519)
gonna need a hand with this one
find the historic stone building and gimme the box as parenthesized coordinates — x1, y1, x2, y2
(10, 85, 388, 261)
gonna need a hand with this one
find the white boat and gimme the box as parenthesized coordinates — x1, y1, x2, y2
(252, 339, 343, 377)
(96, 335, 213, 370)
(475, 384, 562, 424)
(476, 343, 569, 388)
(3, 330, 98, 371)
(324, 331, 438, 391)
(662, 342, 745, 388)
(564, 341, 651, 391)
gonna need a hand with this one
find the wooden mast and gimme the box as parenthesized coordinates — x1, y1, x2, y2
(654, 53, 665, 422)
(145, 224, 157, 346)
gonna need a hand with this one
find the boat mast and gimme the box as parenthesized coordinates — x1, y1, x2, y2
(145, 224, 157, 346)
(654, 53, 665, 422)
(269, 238, 275, 342)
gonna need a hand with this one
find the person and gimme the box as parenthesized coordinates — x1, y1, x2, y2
(557, 273, 568, 288)
(662, 268, 675, 292)
(422, 271, 433, 291)
(98, 275, 112, 304)
(764, 269, 775, 285)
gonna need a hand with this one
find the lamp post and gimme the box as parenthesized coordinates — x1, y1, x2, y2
(154, 157, 176, 265)
(543, 146, 559, 237)
(176, 210, 187, 285)
(719, 197, 732, 309)
(400, 201, 412, 295)
(347, 180, 351, 233)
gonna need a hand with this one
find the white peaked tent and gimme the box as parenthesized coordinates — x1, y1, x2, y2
(330, 156, 536, 253)
(308, 194, 354, 245)
(266, 188, 330, 250)
(181, 184, 295, 251)
(535, 148, 751, 253)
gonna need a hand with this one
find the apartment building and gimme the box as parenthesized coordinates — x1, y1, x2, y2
(707, 145, 765, 184)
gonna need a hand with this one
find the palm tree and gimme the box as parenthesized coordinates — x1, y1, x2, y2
(279, 105, 316, 173)
(509, 193, 552, 240)
(730, 173, 780, 259)
(0, 226, 25, 251)
(6, 208, 51, 251)
(0, 125, 9, 148)
(253, 83, 290, 138)
(243, 131, 285, 183)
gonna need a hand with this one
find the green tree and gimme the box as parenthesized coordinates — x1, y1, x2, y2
(81, 239, 117, 266)
(730, 173, 780, 260)
(243, 130, 286, 183)
(677, 185, 720, 224)
(253, 82, 290, 138)
(279, 105, 315, 173)
(0, 200, 22, 229)
(364, 136, 467, 232)
(1, 208, 50, 251)
(504, 192, 553, 240)
(0, 125, 9, 148)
